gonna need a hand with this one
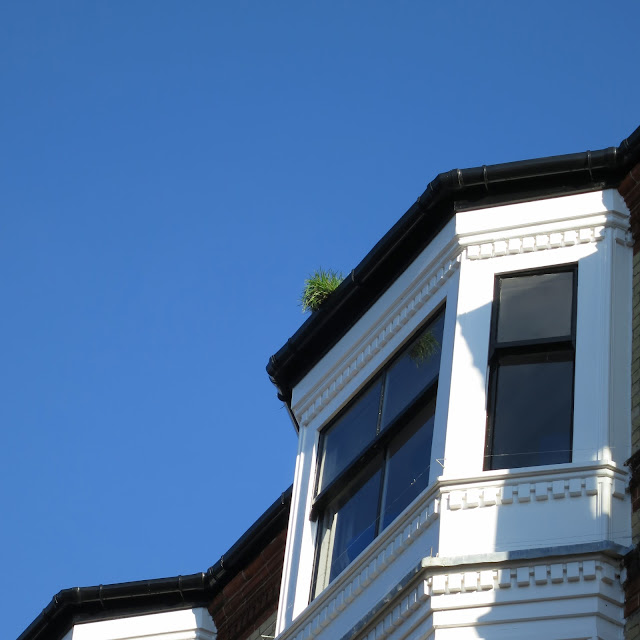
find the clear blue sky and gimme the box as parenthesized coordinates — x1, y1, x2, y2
(1, 2, 638, 638)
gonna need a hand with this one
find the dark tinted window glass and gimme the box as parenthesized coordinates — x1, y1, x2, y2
(497, 272, 573, 343)
(313, 307, 444, 597)
(329, 465, 382, 582)
(381, 402, 435, 530)
(318, 379, 382, 491)
(381, 312, 444, 429)
(489, 358, 573, 469)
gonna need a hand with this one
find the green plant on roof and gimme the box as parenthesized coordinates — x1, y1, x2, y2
(301, 268, 344, 313)
(408, 330, 440, 367)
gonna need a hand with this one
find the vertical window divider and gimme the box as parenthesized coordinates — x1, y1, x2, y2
(376, 371, 387, 436)
(375, 449, 391, 537)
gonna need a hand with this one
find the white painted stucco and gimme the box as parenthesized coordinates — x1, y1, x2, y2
(61, 607, 216, 640)
(276, 189, 632, 640)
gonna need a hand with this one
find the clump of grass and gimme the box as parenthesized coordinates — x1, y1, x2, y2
(301, 269, 344, 313)
(408, 330, 440, 366)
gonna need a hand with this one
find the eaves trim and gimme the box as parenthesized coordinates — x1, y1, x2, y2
(267, 126, 640, 407)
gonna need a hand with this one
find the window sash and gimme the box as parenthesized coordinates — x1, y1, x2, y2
(314, 308, 444, 508)
(484, 266, 577, 471)
(311, 382, 438, 520)
(311, 308, 444, 598)
(496, 271, 574, 343)
(317, 379, 383, 492)
(380, 401, 435, 531)
(312, 399, 436, 598)
(313, 458, 383, 598)
(485, 355, 574, 469)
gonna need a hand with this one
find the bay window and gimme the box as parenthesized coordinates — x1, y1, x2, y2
(311, 308, 444, 598)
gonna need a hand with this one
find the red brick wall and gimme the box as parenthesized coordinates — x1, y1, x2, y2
(621, 165, 640, 255)
(620, 163, 640, 639)
(209, 528, 287, 640)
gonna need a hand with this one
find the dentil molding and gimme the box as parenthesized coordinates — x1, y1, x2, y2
(294, 218, 623, 429)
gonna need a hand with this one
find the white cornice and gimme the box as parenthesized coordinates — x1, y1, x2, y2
(296, 241, 460, 428)
(463, 224, 605, 261)
(442, 468, 627, 511)
(356, 556, 621, 640)
(437, 461, 628, 506)
(277, 463, 627, 640)
(283, 552, 622, 640)
(292, 191, 630, 429)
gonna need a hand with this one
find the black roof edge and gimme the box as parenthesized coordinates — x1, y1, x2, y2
(267, 125, 640, 404)
(18, 485, 292, 640)
(17, 574, 210, 640)
(205, 485, 293, 587)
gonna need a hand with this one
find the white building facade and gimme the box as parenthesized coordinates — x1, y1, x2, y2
(268, 135, 640, 640)
(60, 609, 216, 640)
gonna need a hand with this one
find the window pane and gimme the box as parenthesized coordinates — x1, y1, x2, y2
(318, 379, 382, 491)
(381, 312, 444, 429)
(489, 359, 573, 470)
(497, 272, 573, 343)
(328, 465, 382, 582)
(381, 402, 435, 530)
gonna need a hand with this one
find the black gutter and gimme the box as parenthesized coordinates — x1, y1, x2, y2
(267, 125, 640, 407)
(205, 485, 292, 589)
(18, 486, 292, 640)
(17, 574, 211, 640)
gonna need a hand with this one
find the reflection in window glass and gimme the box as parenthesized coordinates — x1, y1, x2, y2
(490, 359, 573, 469)
(318, 379, 382, 491)
(381, 313, 443, 429)
(381, 402, 435, 530)
(497, 272, 573, 343)
(328, 466, 382, 583)
(313, 307, 445, 597)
